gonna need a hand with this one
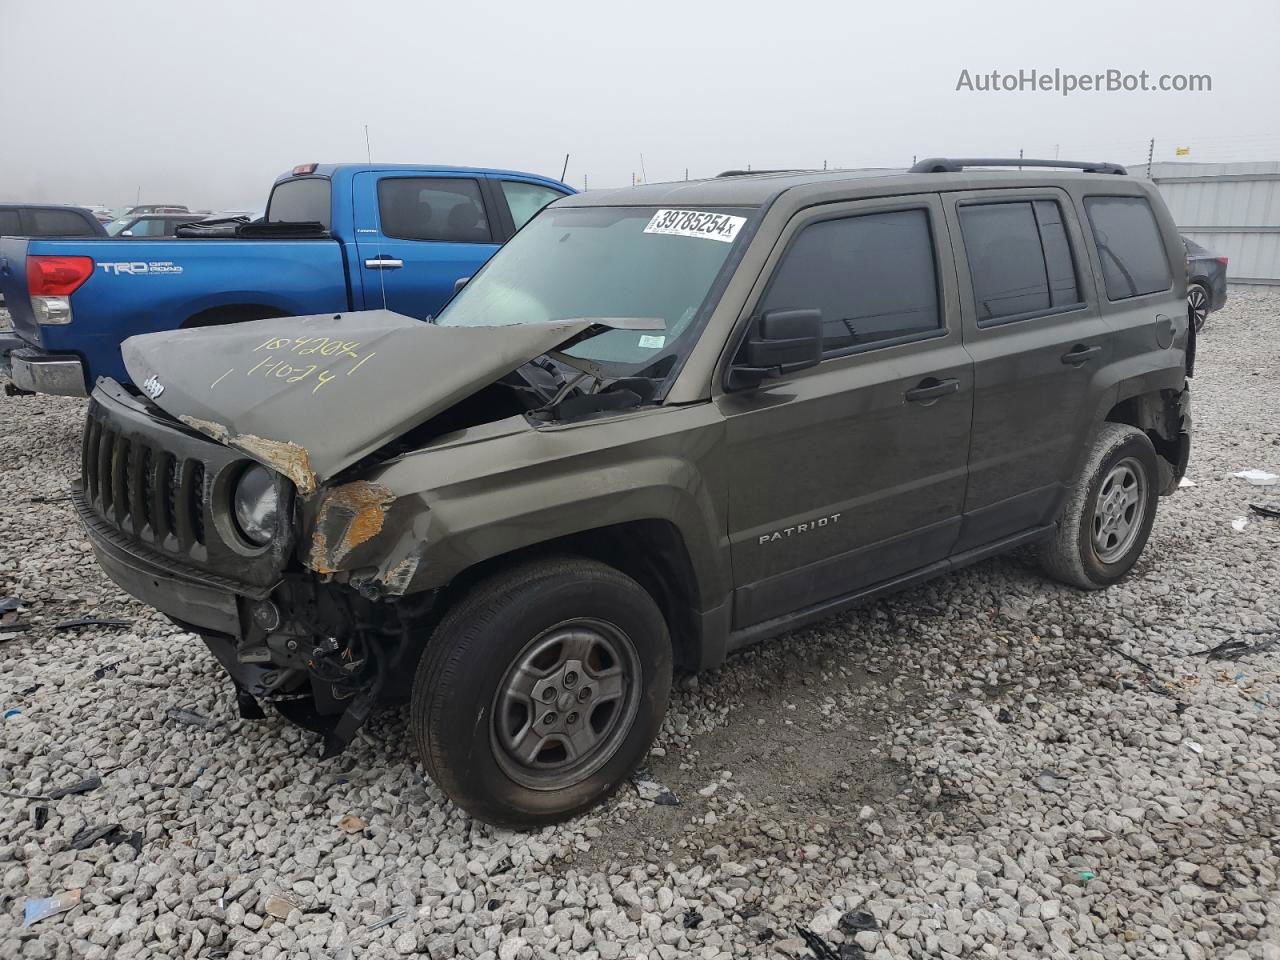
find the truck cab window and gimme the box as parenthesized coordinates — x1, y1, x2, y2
(378, 178, 492, 243)
(501, 181, 565, 230)
(266, 177, 332, 228)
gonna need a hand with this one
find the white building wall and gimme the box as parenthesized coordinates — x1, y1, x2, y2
(1141, 161, 1280, 285)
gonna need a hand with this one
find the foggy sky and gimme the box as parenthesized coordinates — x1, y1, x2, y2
(1, 0, 1277, 211)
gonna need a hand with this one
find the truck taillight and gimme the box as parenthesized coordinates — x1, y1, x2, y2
(27, 256, 92, 326)
(1215, 256, 1229, 267)
(27, 255, 94, 296)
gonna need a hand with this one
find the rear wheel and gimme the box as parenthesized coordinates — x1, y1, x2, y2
(411, 557, 672, 827)
(1040, 423, 1159, 589)
(1187, 283, 1210, 332)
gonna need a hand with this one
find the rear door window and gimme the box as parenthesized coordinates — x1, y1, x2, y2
(759, 208, 942, 355)
(0, 209, 20, 235)
(500, 181, 566, 230)
(378, 178, 492, 243)
(22, 208, 97, 236)
(958, 200, 1082, 325)
(1084, 196, 1173, 300)
(267, 177, 332, 228)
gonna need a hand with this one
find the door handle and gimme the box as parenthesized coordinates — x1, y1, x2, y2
(1061, 344, 1102, 365)
(364, 257, 403, 269)
(904, 378, 959, 403)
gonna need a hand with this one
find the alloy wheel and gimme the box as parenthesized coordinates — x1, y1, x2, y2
(491, 618, 642, 791)
(1091, 457, 1147, 564)
(1188, 285, 1209, 332)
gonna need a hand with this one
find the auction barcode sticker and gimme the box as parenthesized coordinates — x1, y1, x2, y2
(644, 209, 746, 243)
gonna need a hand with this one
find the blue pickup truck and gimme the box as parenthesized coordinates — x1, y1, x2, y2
(0, 164, 572, 396)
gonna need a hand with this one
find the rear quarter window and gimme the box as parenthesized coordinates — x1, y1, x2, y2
(267, 177, 332, 228)
(1084, 196, 1173, 300)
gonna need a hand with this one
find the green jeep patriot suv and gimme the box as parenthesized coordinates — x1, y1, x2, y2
(76, 158, 1192, 825)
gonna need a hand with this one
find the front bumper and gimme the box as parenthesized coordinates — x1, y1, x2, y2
(9, 347, 88, 397)
(74, 486, 261, 636)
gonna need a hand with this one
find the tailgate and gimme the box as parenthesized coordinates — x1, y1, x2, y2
(0, 237, 33, 342)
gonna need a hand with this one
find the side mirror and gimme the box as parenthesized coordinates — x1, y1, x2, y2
(728, 309, 823, 389)
(453, 276, 471, 295)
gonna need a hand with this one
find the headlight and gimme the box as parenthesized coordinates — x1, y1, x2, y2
(232, 464, 280, 546)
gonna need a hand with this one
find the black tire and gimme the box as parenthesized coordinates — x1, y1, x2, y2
(1188, 283, 1210, 333)
(411, 556, 672, 827)
(1040, 423, 1160, 590)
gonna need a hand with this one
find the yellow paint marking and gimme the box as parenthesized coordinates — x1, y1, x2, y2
(347, 351, 375, 375)
(210, 368, 234, 390)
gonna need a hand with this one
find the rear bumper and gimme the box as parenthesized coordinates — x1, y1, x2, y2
(9, 347, 88, 397)
(1210, 279, 1228, 312)
(73, 486, 258, 636)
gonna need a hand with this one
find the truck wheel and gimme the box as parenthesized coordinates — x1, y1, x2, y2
(1040, 423, 1159, 590)
(411, 557, 672, 827)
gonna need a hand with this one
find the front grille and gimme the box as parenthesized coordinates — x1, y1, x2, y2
(191, 462, 206, 546)
(78, 380, 296, 590)
(82, 409, 209, 559)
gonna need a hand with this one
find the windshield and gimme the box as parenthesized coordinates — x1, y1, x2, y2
(436, 204, 753, 374)
(106, 218, 132, 236)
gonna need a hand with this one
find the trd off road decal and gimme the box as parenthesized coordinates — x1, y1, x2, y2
(97, 261, 183, 276)
(644, 209, 745, 243)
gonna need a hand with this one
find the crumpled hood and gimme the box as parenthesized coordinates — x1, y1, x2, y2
(121, 309, 658, 493)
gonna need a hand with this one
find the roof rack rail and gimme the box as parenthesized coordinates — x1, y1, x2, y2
(715, 168, 810, 178)
(910, 157, 1127, 176)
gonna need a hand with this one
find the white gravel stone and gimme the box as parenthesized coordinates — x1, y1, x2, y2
(2, 291, 1279, 958)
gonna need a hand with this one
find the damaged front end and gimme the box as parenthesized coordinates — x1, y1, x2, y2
(79, 309, 664, 757)
(72, 378, 424, 756)
(201, 576, 432, 757)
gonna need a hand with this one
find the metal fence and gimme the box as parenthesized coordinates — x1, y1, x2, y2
(1141, 161, 1280, 286)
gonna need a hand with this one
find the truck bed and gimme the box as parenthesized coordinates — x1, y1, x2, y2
(0, 234, 350, 388)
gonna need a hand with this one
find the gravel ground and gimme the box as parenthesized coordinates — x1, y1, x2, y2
(2, 291, 1279, 960)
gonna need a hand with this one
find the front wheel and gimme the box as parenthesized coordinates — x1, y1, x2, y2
(1040, 423, 1160, 590)
(411, 557, 672, 827)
